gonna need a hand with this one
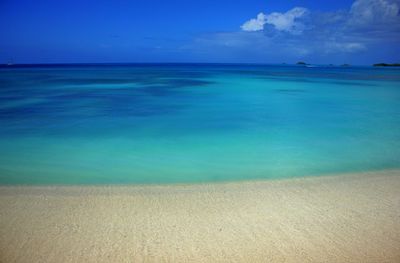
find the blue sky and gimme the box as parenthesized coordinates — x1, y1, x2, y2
(0, 0, 399, 64)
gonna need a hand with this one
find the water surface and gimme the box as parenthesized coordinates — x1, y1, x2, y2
(0, 64, 399, 184)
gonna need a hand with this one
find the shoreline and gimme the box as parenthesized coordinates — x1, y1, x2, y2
(1, 167, 399, 188)
(1, 169, 400, 262)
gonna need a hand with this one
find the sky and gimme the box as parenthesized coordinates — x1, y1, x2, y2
(0, 0, 399, 64)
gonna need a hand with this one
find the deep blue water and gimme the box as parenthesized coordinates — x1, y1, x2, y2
(0, 64, 399, 184)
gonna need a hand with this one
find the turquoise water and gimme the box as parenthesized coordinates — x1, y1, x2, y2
(0, 64, 399, 184)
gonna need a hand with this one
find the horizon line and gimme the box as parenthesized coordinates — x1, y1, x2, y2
(0, 62, 392, 67)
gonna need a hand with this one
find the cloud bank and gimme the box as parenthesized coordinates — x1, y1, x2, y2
(186, 0, 400, 64)
(241, 7, 308, 34)
(350, 0, 399, 25)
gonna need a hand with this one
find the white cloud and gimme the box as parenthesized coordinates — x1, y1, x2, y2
(264, 7, 309, 34)
(241, 13, 267, 31)
(241, 7, 309, 34)
(350, 0, 399, 25)
(325, 42, 367, 53)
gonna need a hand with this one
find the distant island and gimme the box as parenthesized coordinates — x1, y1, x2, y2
(373, 63, 400, 67)
(296, 61, 307, 65)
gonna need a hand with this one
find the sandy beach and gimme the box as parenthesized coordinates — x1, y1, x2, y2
(1, 170, 400, 263)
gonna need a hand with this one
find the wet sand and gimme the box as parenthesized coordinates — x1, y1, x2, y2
(1, 170, 400, 262)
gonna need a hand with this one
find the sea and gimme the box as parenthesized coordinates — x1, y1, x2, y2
(0, 64, 399, 184)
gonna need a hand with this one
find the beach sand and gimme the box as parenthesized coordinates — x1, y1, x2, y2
(0, 170, 400, 263)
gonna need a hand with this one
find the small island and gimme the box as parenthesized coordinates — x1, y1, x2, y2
(296, 61, 307, 65)
(373, 63, 400, 67)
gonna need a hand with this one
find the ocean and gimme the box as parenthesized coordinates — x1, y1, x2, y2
(0, 64, 399, 184)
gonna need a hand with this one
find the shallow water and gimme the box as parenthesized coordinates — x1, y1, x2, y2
(0, 64, 399, 184)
